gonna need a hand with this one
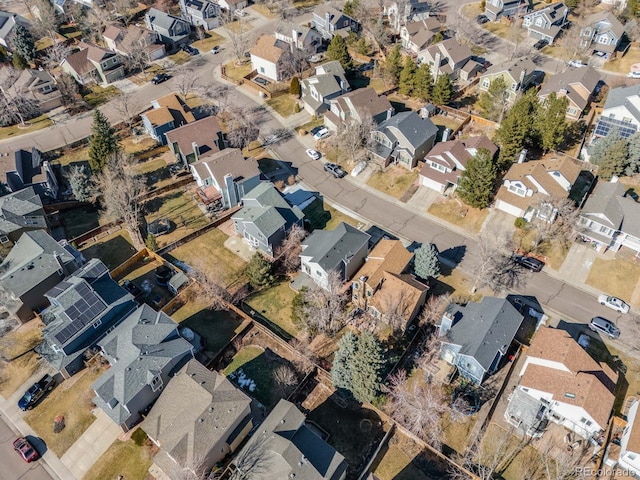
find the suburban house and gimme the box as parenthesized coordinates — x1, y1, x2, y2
(141, 360, 253, 480)
(400, 17, 443, 53)
(579, 179, 640, 254)
(216, 0, 248, 10)
(369, 111, 438, 169)
(593, 84, 640, 140)
(179, 0, 221, 30)
(231, 399, 348, 480)
(324, 87, 394, 133)
(274, 22, 321, 52)
(386, 0, 432, 32)
(0, 231, 84, 323)
(144, 8, 191, 48)
(92, 304, 195, 431)
(60, 42, 125, 85)
(299, 222, 370, 290)
(36, 259, 138, 378)
(618, 398, 640, 476)
(0, 186, 48, 245)
(165, 116, 225, 166)
(504, 327, 617, 440)
(351, 239, 428, 329)
(7, 148, 59, 201)
(485, 0, 533, 21)
(417, 39, 481, 82)
(579, 12, 625, 60)
(0, 11, 30, 51)
(300, 60, 350, 115)
(311, 4, 359, 40)
(494, 155, 584, 219)
(190, 148, 262, 209)
(141, 93, 196, 145)
(538, 66, 601, 121)
(0, 68, 63, 113)
(231, 183, 304, 257)
(419, 136, 498, 194)
(522, 2, 569, 45)
(249, 34, 291, 82)
(438, 297, 524, 385)
(479, 58, 538, 103)
(102, 24, 165, 61)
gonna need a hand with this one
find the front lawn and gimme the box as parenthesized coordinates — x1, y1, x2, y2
(80, 230, 137, 270)
(483, 21, 525, 42)
(0, 115, 52, 140)
(602, 46, 640, 74)
(513, 229, 569, 270)
(367, 167, 418, 201)
(0, 322, 43, 397)
(144, 190, 209, 248)
(25, 367, 105, 457)
(82, 429, 154, 480)
(246, 281, 300, 337)
(83, 85, 121, 108)
(428, 198, 488, 234)
(222, 60, 253, 83)
(297, 118, 325, 135)
(326, 204, 363, 230)
(53, 145, 90, 168)
(167, 50, 192, 65)
(586, 257, 640, 304)
(266, 94, 299, 118)
(191, 31, 225, 52)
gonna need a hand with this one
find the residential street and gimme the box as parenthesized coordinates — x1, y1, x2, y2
(0, 412, 54, 480)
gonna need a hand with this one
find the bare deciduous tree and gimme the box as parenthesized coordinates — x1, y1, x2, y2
(528, 196, 582, 253)
(275, 224, 307, 275)
(196, 83, 232, 116)
(298, 270, 346, 337)
(0, 67, 40, 127)
(173, 65, 201, 99)
(471, 231, 524, 293)
(419, 293, 450, 327)
(41, 37, 73, 70)
(123, 37, 152, 74)
(273, 364, 297, 396)
(220, 11, 252, 65)
(56, 73, 82, 110)
(338, 112, 376, 165)
(188, 258, 231, 311)
(111, 0, 140, 25)
(112, 91, 140, 132)
(229, 433, 271, 480)
(226, 105, 261, 149)
(378, 286, 415, 335)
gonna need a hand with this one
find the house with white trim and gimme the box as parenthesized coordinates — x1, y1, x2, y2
(522, 2, 569, 45)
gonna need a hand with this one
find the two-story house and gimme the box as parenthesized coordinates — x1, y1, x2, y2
(102, 24, 165, 61)
(618, 398, 640, 476)
(311, 5, 359, 40)
(300, 60, 350, 115)
(145, 8, 191, 49)
(179, 0, 220, 30)
(479, 58, 538, 103)
(232, 183, 304, 257)
(299, 222, 370, 290)
(249, 34, 291, 82)
(141, 93, 196, 145)
(92, 304, 195, 431)
(485, 0, 533, 20)
(60, 42, 125, 85)
(579, 179, 640, 254)
(522, 2, 569, 45)
(36, 259, 138, 378)
(0, 68, 63, 113)
(505, 327, 617, 440)
(324, 87, 394, 133)
(165, 116, 225, 166)
(400, 17, 443, 53)
(539, 66, 601, 121)
(419, 136, 498, 194)
(141, 360, 253, 480)
(593, 84, 640, 140)
(190, 148, 262, 209)
(0, 186, 48, 245)
(369, 111, 438, 169)
(385, 0, 432, 32)
(274, 22, 321, 53)
(494, 155, 585, 219)
(438, 297, 524, 385)
(0, 231, 84, 323)
(7, 148, 59, 201)
(417, 38, 481, 82)
(579, 12, 625, 60)
(351, 239, 428, 329)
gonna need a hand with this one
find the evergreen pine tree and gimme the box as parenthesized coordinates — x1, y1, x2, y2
(349, 331, 385, 403)
(290, 76, 301, 97)
(13, 25, 36, 64)
(414, 243, 440, 280)
(88, 109, 119, 173)
(343, 0, 359, 17)
(398, 56, 417, 96)
(356, 37, 369, 56)
(246, 252, 275, 289)
(431, 32, 444, 44)
(457, 148, 497, 209)
(478, 76, 509, 122)
(431, 74, 453, 105)
(384, 45, 402, 85)
(591, 131, 629, 181)
(69, 165, 93, 202)
(414, 63, 432, 100)
(327, 35, 353, 71)
(536, 93, 569, 153)
(331, 330, 357, 390)
(495, 90, 538, 170)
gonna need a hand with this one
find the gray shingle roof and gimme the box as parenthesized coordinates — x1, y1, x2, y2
(377, 111, 438, 150)
(602, 84, 640, 113)
(301, 222, 370, 272)
(445, 297, 523, 371)
(581, 180, 640, 237)
(0, 186, 46, 236)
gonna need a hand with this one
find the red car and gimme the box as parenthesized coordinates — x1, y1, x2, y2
(13, 437, 39, 462)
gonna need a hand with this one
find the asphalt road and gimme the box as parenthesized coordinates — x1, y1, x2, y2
(0, 413, 53, 480)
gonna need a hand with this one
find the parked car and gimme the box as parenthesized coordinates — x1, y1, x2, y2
(254, 77, 270, 86)
(476, 14, 489, 24)
(594, 51, 607, 57)
(211, 46, 220, 54)
(533, 39, 548, 50)
(324, 163, 347, 178)
(18, 374, 55, 411)
(313, 127, 330, 140)
(182, 45, 199, 56)
(13, 437, 39, 463)
(151, 73, 170, 84)
(628, 71, 640, 79)
(310, 126, 324, 136)
(306, 149, 321, 160)
(568, 59, 586, 68)
(513, 255, 544, 272)
(589, 316, 620, 339)
(598, 294, 630, 314)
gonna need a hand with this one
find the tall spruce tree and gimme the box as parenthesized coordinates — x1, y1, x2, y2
(246, 252, 275, 289)
(331, 331, 357, 391)
(88, 109, 119, 173)
(457, 148, 497, 209)
(414, 63, 432, 100)
(384, 44, 402, 85)
(536, 93, 569, 153)
(478, 76, 509, 122)
(327, 34, 353, 71)
(398, 56, 417, 96)
(13, 25, 36, 64)
(591, 130, 629, 181)
(494, 90, 538, 170)
(431, 74, 453, 105)
(349, 331, 385, 403)
(414, 243, 440, 280)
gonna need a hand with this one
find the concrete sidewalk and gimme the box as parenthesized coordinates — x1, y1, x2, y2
(60, 409, 121, 479)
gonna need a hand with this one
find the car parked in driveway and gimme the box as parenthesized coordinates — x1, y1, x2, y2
(181, 45, 199, 56)
(589, 316, 620, 339)
(313, 127, 329, 140)
(598, 294, 630, 314)
(151, 73, 170, 84)
(306, 149, 321, 160)
(211, 46, 220, 54)
(476, 14, 489, 24)
(13, 437, 39, 463)
(569, 59, 586, 68)
(533, 39, 548, 50)
(513, 255, 544, 272)
(324, 163, 347, 178)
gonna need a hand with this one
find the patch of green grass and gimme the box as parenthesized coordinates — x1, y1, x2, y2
(246, 281, 299, 337)
(59, 24, 83, 39)
(222, 60, 253, 83)
(53, 145, 90, 168)
(367, 168, 418, 200)
(267, 94, 298, 118)
(83, 85, 121, 108)
(0, 114, 52, 140)
(223, 345, 263, 376)
(586, 257, 640, 304)
(81, 435, 154, 480)
(59, 206, 103, 239)
(80, 230, 137, 269)
(144, 191, 209, 247)
(132, 156, 173, 189)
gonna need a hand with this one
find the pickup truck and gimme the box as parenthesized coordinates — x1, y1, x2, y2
(18, 374, 55, 410)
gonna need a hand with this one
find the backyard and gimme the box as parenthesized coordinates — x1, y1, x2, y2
(80, 230, 137, 270)
(144, 190, 209, 248)
(245, 280, 300, 337)
(0, 321, 43, 397)
(367, 167, 419, 201)
(132, 156, 173, 190)
(586, 257, 640, 304)
(428, 198, 489, 234)
(25, 367, 105, 457)
(114, 255, 173, 309)
(59, 205, 104, 240)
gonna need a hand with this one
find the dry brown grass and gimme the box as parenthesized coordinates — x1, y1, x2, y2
(586, 257, 640, 303)
(367, 167, 418, 200)
(428, 198, 489, 234)
(512, 229, 569, 270)
(0, 322, 44, 397)
(602, 46, 640, 75)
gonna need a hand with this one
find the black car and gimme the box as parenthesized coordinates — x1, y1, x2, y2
(151, 73, 170, 84)
(533, 39, 548, 50)
(310, 126, 323, 136)
(476, 14, 489, 24)
(514, 255, 544, 272)
(182, 45, 199, 56)
(324, 163, 347, 178)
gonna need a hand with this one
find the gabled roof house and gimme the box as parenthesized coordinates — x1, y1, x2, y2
(144, 8, 191, 47)
(593, 84, 640, 140)
(417, 38, 481, 82)
(141, 93, 196, 145)
(249, 34, 291, 82)
(479, 58, 538, 103)
(92, 304, 195, 431)
(0, 186, 48, 244)
(485, 0, 533, 20)
(324, 87, 394, 133)
(274, 22, 321, 53)
(385, 0, 432, 32)
(165, 116, 225, 166)
(300, 61, 350, 116)
(400, 17, 442, 53)
(522, 2, 569, 45)
(0, 11, 30, 51)
(102, 24, 165, 61)
(0, 67, 63, 113)
(539, 66, 601, 121)
(579, 12, 625, 60)
(7, 148, 59, 201)
(618, 398, 640, 476)
(60, 42, 125, 85)
(311, 5, 359, 40)
(179, 0, 221, 30)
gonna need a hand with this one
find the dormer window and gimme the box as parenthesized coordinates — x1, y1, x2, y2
(151, 375, 163, 392)
(508, 184, 526, 196)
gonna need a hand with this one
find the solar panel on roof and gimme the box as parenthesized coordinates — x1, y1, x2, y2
(594, 117, 638, 139)
(83, 262, 108, 281)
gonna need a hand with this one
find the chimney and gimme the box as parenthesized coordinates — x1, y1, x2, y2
(439, 311, 454, 337)
(292, 28, 298, 48)
(325, 12, 331, 32)
(519, 67, 527, 88)
(442, 128, 451, 142)
(517, 149, 528, 164)
(433, 52, 442, 81)
(192, 142, 200, 161)
(611, 175, 619, 183)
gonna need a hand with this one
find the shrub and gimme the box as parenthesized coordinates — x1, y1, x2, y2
(514, 217, 527, 229)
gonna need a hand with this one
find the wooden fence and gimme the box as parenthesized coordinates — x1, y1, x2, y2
(220, 64, 244, 86)
(71, 222, 122, 247)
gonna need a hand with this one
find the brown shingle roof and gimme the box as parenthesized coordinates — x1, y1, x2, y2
(250, 34, 287, 64)
(352, 239, 413, 289)
(165, 116, 222, 158)
(103, 25, 124, 42)
(143, 93, 195, 128)
(368, 272, 428, 321)
(539, 66, 600, 112)
(194, 148, 261, 183)
(63, 49, 94, 76)
(337, 88, 392, 120)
